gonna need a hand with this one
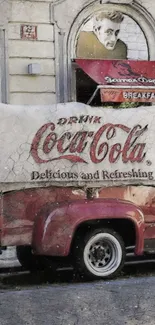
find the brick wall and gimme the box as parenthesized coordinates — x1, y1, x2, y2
(119, 15, 148, 60)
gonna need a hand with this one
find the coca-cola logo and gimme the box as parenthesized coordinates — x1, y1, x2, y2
(30, 115, 148, 165)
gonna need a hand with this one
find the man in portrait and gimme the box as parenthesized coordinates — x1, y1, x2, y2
(76, 11, 127, 59)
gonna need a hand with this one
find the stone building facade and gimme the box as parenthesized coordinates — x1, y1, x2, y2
(0, 0, 155, 105)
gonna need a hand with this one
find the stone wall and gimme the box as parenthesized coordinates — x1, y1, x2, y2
(8, 0, 56, 105)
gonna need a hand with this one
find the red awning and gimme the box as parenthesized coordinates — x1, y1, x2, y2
(75, 59, 155, 87)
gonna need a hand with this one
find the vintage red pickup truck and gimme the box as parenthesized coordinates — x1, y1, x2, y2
(0, 102, 155, 280)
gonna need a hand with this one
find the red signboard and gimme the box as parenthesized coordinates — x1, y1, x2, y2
(100, 88, 155, 103)
(76, 59, 155, 87)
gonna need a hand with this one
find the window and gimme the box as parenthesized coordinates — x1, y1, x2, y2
(73, 11, 148, 106)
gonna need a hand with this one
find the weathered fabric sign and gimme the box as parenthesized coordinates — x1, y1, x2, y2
(76, 60, 155, 87)
(0, 102, 155, 191)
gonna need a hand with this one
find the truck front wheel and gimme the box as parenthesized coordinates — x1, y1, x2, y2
(73, 228, 125, 280)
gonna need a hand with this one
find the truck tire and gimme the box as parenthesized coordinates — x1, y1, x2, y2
(73, 228, 125, 280)
(16, 246, 43, 271)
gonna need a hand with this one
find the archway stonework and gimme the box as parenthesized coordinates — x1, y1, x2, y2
(0, 0, 10, 26)
(50, 0, 155, 103)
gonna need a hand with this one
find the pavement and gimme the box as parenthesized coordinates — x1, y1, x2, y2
(0, 248, 155, 325)
(0, 271, 155, 325)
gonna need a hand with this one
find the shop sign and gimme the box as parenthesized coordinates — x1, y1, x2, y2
(100, 88, 155, 102)
(76, 59, 155, 87)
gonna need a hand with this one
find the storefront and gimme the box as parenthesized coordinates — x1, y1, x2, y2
(1, 0, 155, 105)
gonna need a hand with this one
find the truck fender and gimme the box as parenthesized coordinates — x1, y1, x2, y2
(32, 199, 145, 257)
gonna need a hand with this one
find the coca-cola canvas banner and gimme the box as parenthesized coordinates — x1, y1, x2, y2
(0, 102, 155, 191)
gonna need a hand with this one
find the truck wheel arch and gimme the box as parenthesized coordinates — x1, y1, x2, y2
(70, 218, 137, 254)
